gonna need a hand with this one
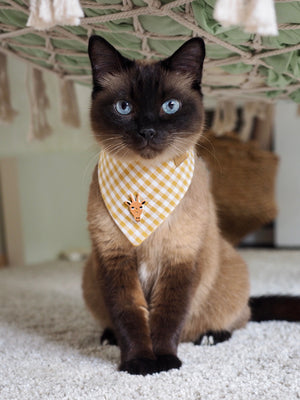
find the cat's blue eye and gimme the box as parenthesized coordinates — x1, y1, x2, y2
(115, 100, 132, 115)
(162, 99, 180, 115)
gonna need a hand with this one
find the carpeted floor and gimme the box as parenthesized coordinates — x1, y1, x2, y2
(0, 249, 299, 400)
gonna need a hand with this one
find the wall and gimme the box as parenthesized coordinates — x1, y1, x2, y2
(0, 177, 5, 262)
(0, 54, 95, 157)
(1, 54, 300, 266)
(17, 152, 93, 264)
(275, 101, 300, 247)
(0, 53, 98, 265)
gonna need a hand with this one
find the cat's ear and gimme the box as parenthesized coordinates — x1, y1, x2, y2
(88, 35, 134, 86)
(161, 38, 205, 90)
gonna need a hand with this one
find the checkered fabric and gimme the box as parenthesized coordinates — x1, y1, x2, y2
(98, 150, 195, 246)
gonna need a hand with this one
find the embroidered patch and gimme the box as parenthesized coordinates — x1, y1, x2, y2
(125, 193, 147, 222)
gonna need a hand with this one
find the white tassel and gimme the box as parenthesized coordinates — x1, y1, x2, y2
(244, 0, 278, 36)
(213, 0, 278, 36)
(27, 0, 54, 30)
(27, 0, 84, 30)
(38, 0, 54, 26)
(213, 0, 244, 28)
(53, 0, 84, 26)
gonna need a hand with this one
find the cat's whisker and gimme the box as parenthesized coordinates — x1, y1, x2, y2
(168, 139, 192, 157)
(196, 135, 222, 172)
(100, 137, 122, 143)
(103, 142, 128, 155)
(82, 141, 131, 186)
(82, 150, 101, 186)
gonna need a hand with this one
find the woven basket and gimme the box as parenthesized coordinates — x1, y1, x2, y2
(196, 131, 279, 245)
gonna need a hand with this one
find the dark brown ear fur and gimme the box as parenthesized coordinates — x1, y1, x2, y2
(88, 36, 205, 94)
(88, 35, 134, 94)
(161, 38, 205, 93)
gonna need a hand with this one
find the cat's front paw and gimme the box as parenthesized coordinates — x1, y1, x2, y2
(156, 354, 182, 372)
(119, 357, 157, 375)
(100, 328, 118, 346)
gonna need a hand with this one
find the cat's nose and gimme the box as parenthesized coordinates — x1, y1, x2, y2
(139, 128, 156, 141)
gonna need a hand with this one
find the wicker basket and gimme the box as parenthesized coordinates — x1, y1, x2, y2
(196, 131, 279, 245)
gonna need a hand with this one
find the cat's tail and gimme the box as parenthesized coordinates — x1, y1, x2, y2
(249, 295, 300, 322)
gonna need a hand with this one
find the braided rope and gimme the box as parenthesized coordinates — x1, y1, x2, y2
(0, 0, 299, 102)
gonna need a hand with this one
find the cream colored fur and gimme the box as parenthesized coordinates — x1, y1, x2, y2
(83, 150, 250, 342)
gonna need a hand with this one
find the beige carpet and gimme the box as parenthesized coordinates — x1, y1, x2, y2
(0, 249, 300, 400)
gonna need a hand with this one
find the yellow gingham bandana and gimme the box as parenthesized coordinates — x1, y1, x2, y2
(98, 149, 195, 246)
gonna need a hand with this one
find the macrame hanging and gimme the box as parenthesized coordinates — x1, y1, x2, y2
(27, 66, 52, 141)
(252, 103, 275, 150)
(214, 0, 278, 36)
(239, 101, 274, 142)
(239, 102, 260, 142)
(197, 130, 279, 244)
(197, 100, 278, 244)
(211, 100, 237, 136)
(59, 79, 81, 128)
(27, 0, 84, 30)
(0, 53, 18, 124)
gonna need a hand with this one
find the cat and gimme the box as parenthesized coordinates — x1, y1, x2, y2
(82, 35, 300, 375)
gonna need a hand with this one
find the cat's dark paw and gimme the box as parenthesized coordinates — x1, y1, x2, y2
(194, 330, 232, 345)
(156, 354, 182, 372)
(100, 328, 118, 346)
(119, 358, 157, 375)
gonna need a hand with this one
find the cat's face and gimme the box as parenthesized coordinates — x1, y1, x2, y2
(89, 36, 205, 164)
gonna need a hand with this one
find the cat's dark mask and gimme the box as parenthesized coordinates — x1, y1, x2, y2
(88, 36, 206, 163)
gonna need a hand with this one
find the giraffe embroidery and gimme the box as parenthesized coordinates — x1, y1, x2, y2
(125, 193, 147, 222)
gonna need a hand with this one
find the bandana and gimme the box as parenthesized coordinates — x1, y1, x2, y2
(98, 149, 195, 246)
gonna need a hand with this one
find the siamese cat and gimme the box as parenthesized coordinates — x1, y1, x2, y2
(82, 36, 300, 375)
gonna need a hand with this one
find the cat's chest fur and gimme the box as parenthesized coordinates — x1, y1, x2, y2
(88, 156, 211, 290)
